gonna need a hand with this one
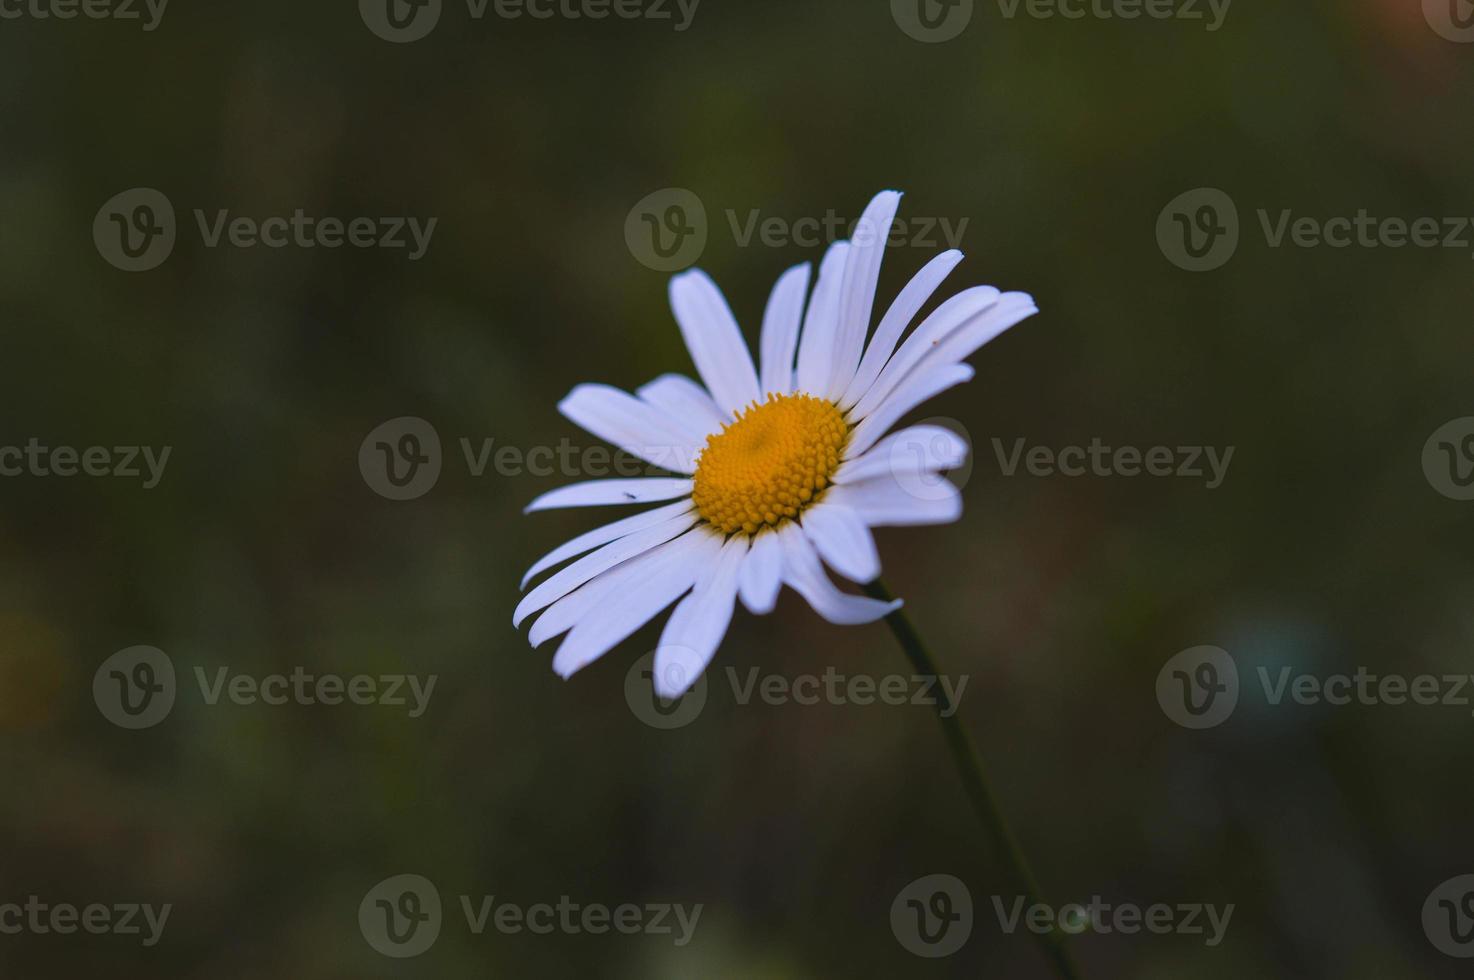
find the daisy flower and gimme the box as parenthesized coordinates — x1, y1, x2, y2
(515, 190, 1037, 699)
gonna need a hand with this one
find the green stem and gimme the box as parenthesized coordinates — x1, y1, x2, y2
(865, 580, 1082, 980)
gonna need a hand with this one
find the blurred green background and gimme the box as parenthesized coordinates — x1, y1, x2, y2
(2, 0, 1472, 976)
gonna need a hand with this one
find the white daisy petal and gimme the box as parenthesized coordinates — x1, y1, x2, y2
(558, 383, 699, 474)
(840, 249, 965, 410)
(902, 291, 1038, 385)
(669, 269, 761, 416)
(834, 425, 969, 486)
(738, 529, 782, 614)
(529, 544, 658, 647)
(847, 363, 975, 459)
(637, 374, 726, 443)
(826, 476, 963, 527)
(513, 511, 697, 627)
(829, 190, 902, 402)
(801, 503, 881, 584)
(520, 500, 695, 590)
(524, 478, 693, 513)
(552, 528, 723, 680)
(776, 522, 900, 625)
(794, 240, 851, 396)
(652, 536, 747, 698)
(850, 286, 1000, 422)
(758, 263, 811, 397)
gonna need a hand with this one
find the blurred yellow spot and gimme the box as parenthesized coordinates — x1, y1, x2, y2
(693, 393, 848, 536)
(0, 613, 69, 732)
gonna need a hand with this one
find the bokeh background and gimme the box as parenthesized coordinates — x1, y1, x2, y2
(2, 0, 1472, 976)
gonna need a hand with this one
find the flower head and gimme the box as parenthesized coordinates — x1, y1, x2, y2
(516, 190, 1037, 698)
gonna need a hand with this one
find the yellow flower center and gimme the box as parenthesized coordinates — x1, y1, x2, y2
(692, 392, 849, 536)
